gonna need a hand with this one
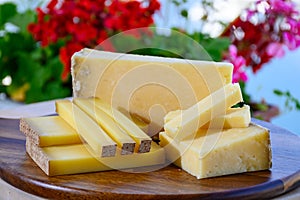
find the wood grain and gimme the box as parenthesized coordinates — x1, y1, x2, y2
(0, 118, 299, 199)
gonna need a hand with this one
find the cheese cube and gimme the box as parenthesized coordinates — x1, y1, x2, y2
(71, 49, 233, 135)
(159, 124, 272, 179)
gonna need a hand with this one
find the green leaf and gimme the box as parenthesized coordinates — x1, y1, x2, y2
(180, 9, 188, 18)
(273, 89, 283, 96)
(0, 3, 17, 28)
(9, 10, 35, 34)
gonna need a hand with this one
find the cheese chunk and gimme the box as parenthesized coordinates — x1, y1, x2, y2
(159, 124, 272, 179)
(164, 83, 243, 140)
(71, 49, 233, 135)
(74, 98, 152, 153)
(26, 139, 165, 176)
(164, 105, 251, 129)
(56, 100, 117, 157)
(20, 116, 81, 147)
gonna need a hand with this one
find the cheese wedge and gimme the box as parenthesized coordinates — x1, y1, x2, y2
(71, 48, 233, 135)
(164, 83, 243, 140)
(74, 98, 152, 153)
(55, 100, 117, 157)
(26, 139, 165, 176)
(73, 98, 136, 155)
(20, 116, 81, 147)
(164, 105, 251, 129)
(159, 124, 272, 179)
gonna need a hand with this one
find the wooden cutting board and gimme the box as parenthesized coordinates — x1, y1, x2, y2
(0, 118, 299, 199)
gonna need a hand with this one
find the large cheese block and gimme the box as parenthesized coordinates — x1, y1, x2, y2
(159, 124, 272, 179)
(164, 105, 251, 129)
(26, 139, 165, 176)
(20, 116, 81, 147)
(71, 48, 233, 135)
(164, 83, 243, 140)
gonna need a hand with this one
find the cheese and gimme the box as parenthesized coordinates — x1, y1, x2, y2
(164, 105, 251, 129)
(20, 116, 81, 147)
(74, 98, 152, 153)
(73, 98, 136, 155)
(159, 124, 272, 179)
(164, 83, 243, 140)
(26, 139, 165, 176)
(55, 100, 117, 157)
(71, 48, 233, 135)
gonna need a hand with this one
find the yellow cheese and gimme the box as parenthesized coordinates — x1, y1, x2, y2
(164, 83, 243, 140)
(74, 98, 152, 153)
(20, 116, 81, 147)
(26, 139, 165, 176)
(159, 124, 272, 179)
(71, 48, 233, 135)
(164, 105, 251, 129)
(55, 100, 117, 157)
(73, 98, 136, 155)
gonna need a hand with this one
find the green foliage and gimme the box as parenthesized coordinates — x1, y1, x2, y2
(0, 3, 71, 103)
(274, 89, 300, 111)
(110, 29, 230, 62)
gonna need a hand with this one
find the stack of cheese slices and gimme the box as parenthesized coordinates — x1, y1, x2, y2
(20, 49, 271, 178)
(20, 98, 165, 176)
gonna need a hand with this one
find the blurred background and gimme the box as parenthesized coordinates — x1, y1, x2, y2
(0, 0, 299, 134)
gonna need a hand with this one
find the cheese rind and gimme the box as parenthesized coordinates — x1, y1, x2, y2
(74, 98, 152, 153)
(26, 139, 165, 176)
(164, 105, 251, 129)
(55, 100, 117, 157)
(71, 49, 233, 135)
(159, 124, 272, 179)
(20, 116, 81, 147)
(73, 98, 136, 155)
(164, 83, 243, 140)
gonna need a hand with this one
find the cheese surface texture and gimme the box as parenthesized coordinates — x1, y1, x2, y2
(159, 124, 272, 179)
(56, 100, 117, 157)
(71, 48, 233, 134)
(26, 139, 165, 176)
(74, 98, 152, 153)
(164, 83, 243, 140)
(20, 116, 81, 147)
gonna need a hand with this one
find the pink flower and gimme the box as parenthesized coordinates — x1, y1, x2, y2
(283, 32, 300, 50)
(226, 45, 248, 83)
(266, 42, 285, 57)
(269, 0, 295, 15)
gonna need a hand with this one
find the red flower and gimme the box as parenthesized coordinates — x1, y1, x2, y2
(28, 0, 160, 80)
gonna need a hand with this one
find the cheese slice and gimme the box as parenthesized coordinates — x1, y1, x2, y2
(20, 116, 81, 147)
(55, 100, 117, 157)
(73, 98, 136, 155)
(74, 98, 152, 153)
(164, 83, 243, 140)
(159, 124, 272, 179)
(164, 105, 251, 129)
(71, 48, 233, 135)
(26, 139, 165, 176)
